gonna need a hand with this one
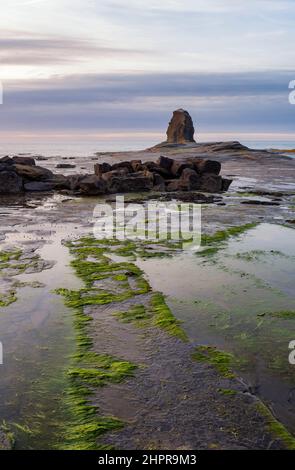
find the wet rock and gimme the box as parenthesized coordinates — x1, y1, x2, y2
(12, 156, 35, 166)
(67, 174, 86, 191)
(130, 160, 144, 172)
(157, 155, 174, 172)
(0, 156, 14, 166)
(106, 171, 154, 194)
(166, 108, 195, 144)
(94, 162, 112, 177)
(0, 170, 23, 193)
(153, 173, 165, 191)
(78, 175, 107, 195)
(193, 159, 221, 175)
(14, 164, 53, 181)
(199, 174, 222, 193)
(55, 163, 76, 169)
(24, 181, 54, 192)
(221, 178, 233, 192)
(171, 160, 194, 177)
(111, 161, 133, 173)
(179, 168, 200, 191)
(240, 200, 280, 206)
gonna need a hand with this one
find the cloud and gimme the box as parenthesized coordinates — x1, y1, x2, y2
(0, 71, 293, 133)
(0, 32, 152, 65)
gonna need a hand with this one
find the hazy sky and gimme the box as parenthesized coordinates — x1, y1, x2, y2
(0, 0, 294, 140)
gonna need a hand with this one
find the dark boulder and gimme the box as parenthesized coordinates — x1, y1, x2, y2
(153, 173, 165, 191)
(130, 160, 144, 172)
(94, 162, 112, 177)
(221, 178, 233, 192)
(12, 156, 35, 166)
(171, 160, 194, 177)
(157, 155, 174, 171)
(24, 181, 54, 192)
(192, 159, 221, 175)
(14, 164, 53, 181)
(78, 175, 107, 195)
(0, 170, 23, 193)
(105, 171, 154, 194)
(55, 163, 76, 169)
(178, 168, 200, 191)
(111, 161, 133, 173)
(199, 174, 222, 193)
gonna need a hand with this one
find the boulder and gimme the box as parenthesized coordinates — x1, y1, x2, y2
(199, 174, 222, 193)
(102, 168, 130, 184)
(171, 160, 194, 177)
(106, 171, 154, 194)
(166, 180, 181, 192)
(67, 174, 86, 191)
(55, 163, 76, 169)
(94, 162, 112, 177)
(24, 181, 54, 192)
(192, 159, 221, 175)
(153, 173, 165, 191)
(78, 175, 107, 195)
(0, 156, 14, 165)
(14, 164, 53, 181)
(178, 168, 200, 191)
(12, 156, 35, 166)
(130, 160, 144, 172)
(111, 161, 133, 173)
(157, 155, 174, 171)
(166, 109, 195, 144)
(0, 170, 23, 193)
(221, 178, 233, 192)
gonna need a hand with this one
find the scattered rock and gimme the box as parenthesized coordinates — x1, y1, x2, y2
(12, 156, 36, 166)
(55, 163, 76, 169)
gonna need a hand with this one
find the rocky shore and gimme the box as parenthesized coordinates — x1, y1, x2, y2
(0, 152, 233, 196)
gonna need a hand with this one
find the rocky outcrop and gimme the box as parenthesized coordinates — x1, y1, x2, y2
(0, 154, 232, 195)
(166, 109, 195, 144)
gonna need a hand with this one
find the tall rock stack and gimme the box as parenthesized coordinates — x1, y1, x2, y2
(166, 109, 196, 144)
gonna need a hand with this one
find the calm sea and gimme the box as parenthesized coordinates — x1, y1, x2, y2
(0, 137, 294, 158)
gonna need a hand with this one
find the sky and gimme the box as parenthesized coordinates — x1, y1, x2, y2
(0, 0, 294, 144)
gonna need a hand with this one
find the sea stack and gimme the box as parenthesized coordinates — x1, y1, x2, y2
(166, 108, 196, 144)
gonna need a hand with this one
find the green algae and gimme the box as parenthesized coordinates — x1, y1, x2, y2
(201, 223, 258, 246)
(0, 291, 17, 307)
(151, 292, 188, 341)
(196, 247, 219, 257)
(115, 304, 150, 323)
(267, 310, 295, 319)
(218, 388, 237, 396)
(192, 346, 235, 379)
(0, 421, 15, 450)
(256, 402, 295, 450)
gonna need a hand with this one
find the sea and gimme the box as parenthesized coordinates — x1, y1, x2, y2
(0, 136, 295, 158)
